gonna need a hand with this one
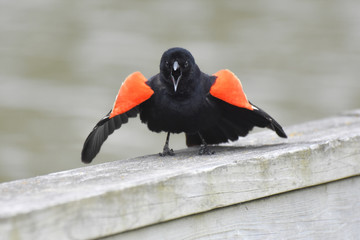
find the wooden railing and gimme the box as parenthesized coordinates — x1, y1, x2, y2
(1, 110, 359, 240)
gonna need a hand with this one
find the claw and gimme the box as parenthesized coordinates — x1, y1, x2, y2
(159, 146, 175, 156)
(197, 132, 215, 155)
(159, 132, 175, 157)
(198, 144, 215, 155)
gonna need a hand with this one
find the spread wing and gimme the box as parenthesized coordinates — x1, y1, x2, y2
(81, 72, 154, 163)
(186, 69, 286, 146)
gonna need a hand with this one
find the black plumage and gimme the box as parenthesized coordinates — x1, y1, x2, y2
(81, 47, 287, 163)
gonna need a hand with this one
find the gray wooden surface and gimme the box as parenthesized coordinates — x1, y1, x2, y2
(0, 110, 359, 240)
(106, 176, 360, 240)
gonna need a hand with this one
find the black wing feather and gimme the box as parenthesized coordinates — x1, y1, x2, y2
(81, 107, 139, 163)
(249, 102, 287, 138)
(186, 98, 286, 146)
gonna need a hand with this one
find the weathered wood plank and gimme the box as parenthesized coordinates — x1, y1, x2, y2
(0, 110, 359, 239)
(106, 176, 360, 240)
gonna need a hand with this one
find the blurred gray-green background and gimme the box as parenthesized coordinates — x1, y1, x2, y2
(0, 0, 359, 182)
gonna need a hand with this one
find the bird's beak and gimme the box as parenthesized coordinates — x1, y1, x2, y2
(171, 61, 182, 92)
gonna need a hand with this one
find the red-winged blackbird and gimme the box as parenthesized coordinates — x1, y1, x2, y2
(81, 47, 287, 163)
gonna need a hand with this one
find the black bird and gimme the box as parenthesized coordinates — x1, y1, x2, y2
(81, 47, 287, 163)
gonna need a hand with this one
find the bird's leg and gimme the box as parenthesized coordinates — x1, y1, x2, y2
(198, 132, 215, 155)
(159, 132, 175, 156)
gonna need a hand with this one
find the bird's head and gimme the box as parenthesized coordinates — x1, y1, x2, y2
(160, 47, 198, 93)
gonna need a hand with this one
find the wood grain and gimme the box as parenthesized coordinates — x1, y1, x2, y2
(0, 110, 359, 239)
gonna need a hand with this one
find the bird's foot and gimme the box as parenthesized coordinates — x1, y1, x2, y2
(159, 146, 175, 157)
(198, 144, 215, 155)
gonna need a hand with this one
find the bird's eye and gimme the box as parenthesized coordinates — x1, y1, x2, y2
(184, 61, 189, 68)
(165, 61, 169, 67)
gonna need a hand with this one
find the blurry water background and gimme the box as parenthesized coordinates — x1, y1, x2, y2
(0, 0, 359, 182)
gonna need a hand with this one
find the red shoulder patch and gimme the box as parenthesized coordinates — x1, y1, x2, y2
(210, 69, 253, 111)
(109, 72, 154, 118)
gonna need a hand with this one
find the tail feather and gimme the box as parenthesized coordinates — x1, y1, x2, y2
(186, 117, 247, 146)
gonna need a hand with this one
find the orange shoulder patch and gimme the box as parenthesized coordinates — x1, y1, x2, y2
(210, 69, 253, 111)
(109, 72, 154, 118)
